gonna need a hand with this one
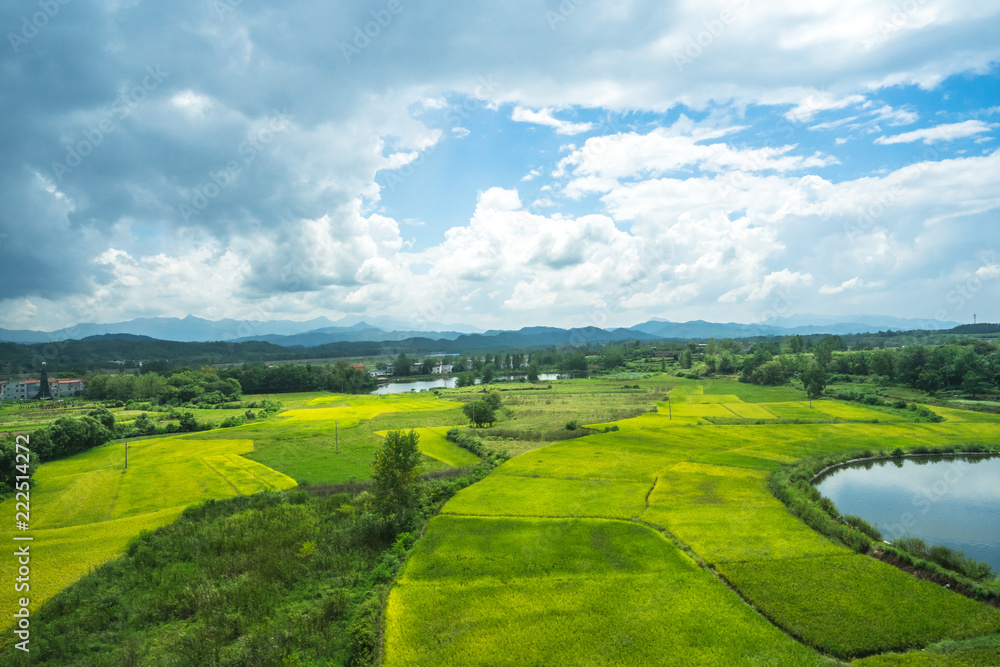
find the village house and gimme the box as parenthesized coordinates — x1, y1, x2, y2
(0, 378, 87, 400)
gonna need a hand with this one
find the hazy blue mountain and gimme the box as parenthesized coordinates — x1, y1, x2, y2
(0, 313, 965, 347)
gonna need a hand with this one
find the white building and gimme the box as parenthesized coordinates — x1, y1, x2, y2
(432, 363, 453, 374)
(0, 378, 86, 400)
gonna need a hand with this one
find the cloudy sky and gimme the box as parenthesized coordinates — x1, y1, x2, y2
(2, 1, 999, 332)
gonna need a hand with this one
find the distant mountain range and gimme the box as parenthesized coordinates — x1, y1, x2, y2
(0, 314, 964, 347)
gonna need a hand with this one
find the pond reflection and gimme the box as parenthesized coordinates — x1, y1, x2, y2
(815, 456, 1000, 572)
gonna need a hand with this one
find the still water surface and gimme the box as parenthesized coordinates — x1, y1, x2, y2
(369, 374, 566, 395)
(815, 456, 1000, 572)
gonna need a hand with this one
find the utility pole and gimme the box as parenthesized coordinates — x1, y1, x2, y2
(335, 420, 339, 454)
(124, 442, 128, 469)
(667, 396, 671, 419)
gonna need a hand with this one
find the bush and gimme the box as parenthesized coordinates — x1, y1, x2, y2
(844, 515, 883, 541)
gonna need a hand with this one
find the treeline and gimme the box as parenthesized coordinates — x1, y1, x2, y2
(827, 341, 999, 394)
(86, 367, 243, 405)
(1, 409, 116, 493)
(218, 361, 376, 394)
(680, 335, 999, 397)
(84, 362, 376, 406)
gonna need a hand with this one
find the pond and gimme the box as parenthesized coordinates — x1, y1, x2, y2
(815, 455, 1000, 573)
(369, 373, 568, 395)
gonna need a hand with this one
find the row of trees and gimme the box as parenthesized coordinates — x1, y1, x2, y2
(1, 408, 117, 491)
(218, 362, 376, 394)
(85, 361, 378, 406)
(87, 368, 242, 405)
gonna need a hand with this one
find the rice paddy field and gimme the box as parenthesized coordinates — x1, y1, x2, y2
(384, 376, 1000, 665)
(0, 436, 297, 625)
(6, 374, 1000, 664)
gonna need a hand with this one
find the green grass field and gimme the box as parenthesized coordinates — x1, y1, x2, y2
(387, 377, 1000, 664)
(9, 374, 1000, 664)
(720, 556, 1000, 658)
(385, 516, 826, 666)
(0, 436, 297, 627)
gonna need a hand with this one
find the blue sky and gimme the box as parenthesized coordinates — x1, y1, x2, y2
(1, 1, 999, 331)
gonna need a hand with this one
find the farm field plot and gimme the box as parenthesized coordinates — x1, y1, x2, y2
(722, 402, 778, 419)
(188, 392, 466, 484)
(680, 394, 743, 403)
(720, 555, 1000, 659)
(442, 475, 649, 519)
(376, 427, 479, 468)
(390, 377, 1000, 664)
(0, 436, 296, 624)
(385, 516, 826, 666)
(669, 402, 736, 420)
(764, 401, 834, 420)
(809, 400, 907, 422)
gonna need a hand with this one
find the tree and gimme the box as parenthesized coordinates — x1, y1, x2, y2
(754, 360, 788, 386)
(370, 430, 423, 519)
(482, 363, 496, 384)
(87, 407, 115, 431)
(814, 341, 834, 368)
(394, 352, 411, 377)
(680, 349, 693, 369)
(486, 390, 503, 410)
(704, 355, 718, 375)
(802, 363, 829, 407)
(526, 362, 540, 383)
(462, 400, 495, 428)
(788, 334, 804, 355)
(561, 354, 588, 374)
(601, 345, 625, 370)
(456, 371, 476, 388)
(718, 351, 736, 374)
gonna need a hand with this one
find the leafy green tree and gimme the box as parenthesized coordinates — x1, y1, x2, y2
(87, 407, 115, 431)
(133, 412, 155, 435)
(526, 362, 540, 383)
(802, 364, 829, 406)
(462, 400, 495, 427)
(486, 390, 503, 410)
(482, 363, 496, 383)
(601, 346, 625, 370)
(370, 430, 423, 519)
(178, 412, 199, 432)
(394, 352, 411, 377)
(788, 334, 804, 354)
(718, 351, 736, 374)
(561, 354, 588, 374)
(814, 341, 834, 367)
(456, 371, 476, 388)
(704, 355, 718, 375)
(680, 349, 693, 369)
(754, 359, 788, 386)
